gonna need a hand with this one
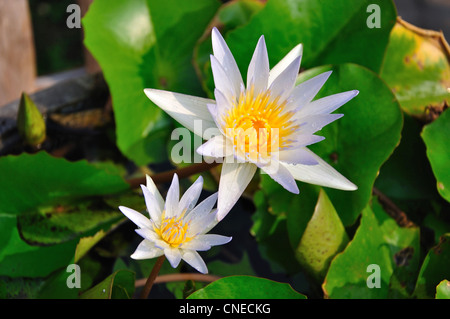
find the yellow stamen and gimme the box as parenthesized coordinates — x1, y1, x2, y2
(222, 86, 298, 161)
(154, 215, 191, 248)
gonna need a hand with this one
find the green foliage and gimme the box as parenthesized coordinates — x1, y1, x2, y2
(295, 189, 349, 283)
(187, 275, 307, 299)
(323, 199, 421, 298)
(421, 109, 450, 202)
(380, 20, 450, 118)
(296, 63, 403, 226)
(1, 0, 449, 300)
(83, 0, 221, 165)
(0, 151, 129, 215)
(414, 234, 450, 298)
(435, 280, 450, 299)
(80, 269, 135, 299)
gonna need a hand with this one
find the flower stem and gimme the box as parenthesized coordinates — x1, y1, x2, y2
(139, 255, 166, 299)
(127, 162, 220, 189)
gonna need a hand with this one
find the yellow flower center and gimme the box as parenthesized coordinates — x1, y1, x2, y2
(222, 87, 298, 161)
(155, 215, 191, 248)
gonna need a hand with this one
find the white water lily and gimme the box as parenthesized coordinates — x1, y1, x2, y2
(145, 28, 358, 221)
(119, 173, 231, 274)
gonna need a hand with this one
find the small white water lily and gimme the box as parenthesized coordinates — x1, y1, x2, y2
(119, 173, 231, 274)
(145, 28, 358, 221)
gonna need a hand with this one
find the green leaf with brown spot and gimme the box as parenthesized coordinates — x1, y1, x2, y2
(380, 19, 450, 120)
(436, 280, 450, 299)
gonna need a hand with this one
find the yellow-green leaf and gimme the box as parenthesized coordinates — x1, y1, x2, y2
(380, 18, 450, 120)
(17, 92, 46, 146)
(295, 189, 349, 283)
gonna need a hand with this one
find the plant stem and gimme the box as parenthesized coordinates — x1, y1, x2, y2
(127, 162, 220, 189)
(139, 255, 166, 299)
(135, 273, 221, 288)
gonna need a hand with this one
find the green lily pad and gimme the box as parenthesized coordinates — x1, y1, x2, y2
(83, 0, 221, 165)
(0, 151, 129, 216)
(203, 0, 395, 83)
(421, 109, 450, 202)
(17, 200, 123, 246)
(295, 63, 403, 227)
(80, 269, 135, 299)
(187, 275, 306, 299)
(0, 215, 77, 278)
(414, 233, 450, 299)
(323, 198, 420, 298)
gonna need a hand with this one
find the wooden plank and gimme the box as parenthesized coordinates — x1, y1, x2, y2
(0, 0, 37, 106)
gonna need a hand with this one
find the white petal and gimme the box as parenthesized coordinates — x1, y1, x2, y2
(130, 240, 164, 260)
(185, 193, 218, 221)
(261, 161, 299, 194)
(144, 89, 217, 138)
(213, 88, 233, 123)
(196, 134, 233, 159)
(164, 174, 180, 218)
(164, 247, 182, 268)
(140, 185, 163, 225)
(296, 113, 343, 135)
(282, 148, 357, 190)
(268, 55, 301, 103)
(217, 159, 257, 221)
(178, 175, 203, 216)
(287, 134, 325, 149)
(185, 193, 218, 237)
(135, 228, 159, 242)
(211, 27, 244, 97)
(196, 234, 232, 247)
(190, 209, 221, 236)
(207, 102, 229, 137)
(119, 206, 152, 229)
(247, 35, 270, 94)
(181, 238, 211, 251)
(146, 175, 165, 212)
(210, 55, 238, 102)
(296, 90, 359, 118)
(181, 233, 231, 251)
(268, 43, 303, 87)
(181, 250, 208, 274)
(288, 71, 332, 109)
(279, 147, 318, 165)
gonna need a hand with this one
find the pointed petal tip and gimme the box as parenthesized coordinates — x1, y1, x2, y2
(346, 182, 358, 191)
(294, 43, 303, 55)
(211, 26, 221, 38)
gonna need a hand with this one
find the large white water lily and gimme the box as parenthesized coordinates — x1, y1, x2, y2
(119, 173, 231, 274)
(145, 28, 358, 221)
